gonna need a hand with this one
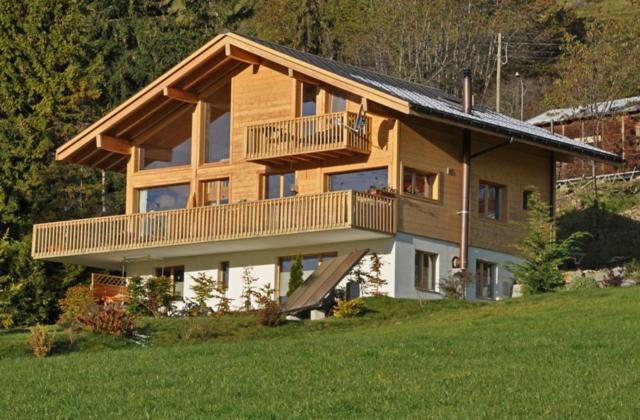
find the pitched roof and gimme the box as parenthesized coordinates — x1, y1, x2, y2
(246, 34, 621, 164)
(527, 96, 640, 126)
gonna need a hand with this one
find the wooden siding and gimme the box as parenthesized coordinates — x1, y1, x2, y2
(397, 118, 552, 254)
(32, 191, 395, 259)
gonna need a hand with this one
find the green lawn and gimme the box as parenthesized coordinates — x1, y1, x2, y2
(2, 289, 640, 418)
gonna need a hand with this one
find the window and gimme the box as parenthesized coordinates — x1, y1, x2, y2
(328, 91, 346, 113)
(139, 106, 193, 170)
(476, 260, 496, 299)
(300, 83, 317, 116)
(205, 83, 231, 163)
(328, 168, 388, 193)
(201, 179, 229, 206)
(478, 181, 506, 220)
(278, 252, 337, 302)
(523, 190, 534, 210)
(264, 172, 296, 199)
(138, 184, 190, 213)
(156, 265, 185, 297)
(218, 261, 230, 290)
(415, 251, 438, 291)
(403, 168, 439, 201)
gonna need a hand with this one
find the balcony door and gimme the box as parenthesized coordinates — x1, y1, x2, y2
(264, 172, 296, 199)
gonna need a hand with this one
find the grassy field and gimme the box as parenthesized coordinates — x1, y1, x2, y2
(2, 289, 640, 418)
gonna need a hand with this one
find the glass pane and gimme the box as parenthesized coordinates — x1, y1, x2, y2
(139, 106, 193, 170)
(329, 168, 388, 192)
(219, 179, 229, 204)
(487, 186, 497, 219)
(478, 184, 486, 216)
(206, 111, 230, 163)
(403, 170, 414, 194)
(265, 174, 281, 199)
(203, 181, 218, 206)
(283, 173, 296, 197)
(414, 253, 422, 289)
(301, 83, 317, 116)
(330, 93, 346, 112)
(138, 184, 189, 212)
(494, 187, 501, 219)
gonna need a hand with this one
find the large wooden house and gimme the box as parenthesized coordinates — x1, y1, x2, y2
(31, 32, 621, 303)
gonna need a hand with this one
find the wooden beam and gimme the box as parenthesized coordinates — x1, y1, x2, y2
(163, 86, 199, 104)
(96, 134, 131, 155)
(225, 44, 262, 65)
(287, 68, 322, 86)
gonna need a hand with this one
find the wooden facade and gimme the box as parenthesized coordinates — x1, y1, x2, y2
(31, 32, 607, 264)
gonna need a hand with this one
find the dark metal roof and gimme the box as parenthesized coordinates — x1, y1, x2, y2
(242, 33, 621, 164)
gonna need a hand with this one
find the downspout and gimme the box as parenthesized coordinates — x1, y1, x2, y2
(460, 69, 472, 271)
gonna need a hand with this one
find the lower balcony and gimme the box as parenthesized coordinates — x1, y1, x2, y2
(245, 111, 371, 164)
(32, 190, 396, 269)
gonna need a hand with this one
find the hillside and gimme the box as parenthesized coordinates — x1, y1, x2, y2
(570, 0, 640, 23)
(1, 289, 640, 417)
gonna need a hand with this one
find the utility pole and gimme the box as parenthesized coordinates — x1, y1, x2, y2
(496, 33, 501, 113)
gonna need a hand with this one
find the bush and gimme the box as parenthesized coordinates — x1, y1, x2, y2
(439, 271, 474, 299)
(255, 284, 281, 326)
(179, 317, 221, 341)
(287, 255, 304, 297)
(240, 267, 258, 311)
(508, 191, 588, 295)
(57, 285, 97, 329)
(127, 276, 173, 317)
(625, 259, 640, 280)
(333, 298, 366, 318)
(190, 272, 216, 316)
(565, 276, 598, 290)
(366, 253, 388, 296)
(78, 302, 137, 337)
(28, 324, 53, 358)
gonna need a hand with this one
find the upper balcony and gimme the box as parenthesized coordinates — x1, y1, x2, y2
(245, 111, 371, 164)
(32, 190, 395, 269)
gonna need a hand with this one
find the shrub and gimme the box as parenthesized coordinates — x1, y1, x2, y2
(78, 302, 137, 337)
(366, 253, 388, 296)
(439, 271, 474, 299)
(214, 281, 233, 316)
(190, 272, 216, 316)
(287, 255, 304, 297)
(57, 285, 97, 329)
(255, 284, 281, 326)
(565, 276, 598, 290)
(28, 324, 53, 358)
(625, 259, 640, 280)
(333, 298, 366, 318)
(508, 191, 588, 295)
(127, 276, 173, 317)
(240, 266, 258, 311)
(179, 317, 221, 341)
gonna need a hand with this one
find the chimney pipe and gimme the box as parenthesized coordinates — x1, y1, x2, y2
(463, 68, 472, 114)
(460, 69, 472, 274)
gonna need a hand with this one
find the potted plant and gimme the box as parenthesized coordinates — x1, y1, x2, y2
(368, 185, 396, 197)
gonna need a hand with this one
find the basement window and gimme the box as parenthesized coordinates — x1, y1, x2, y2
(478, 181, 506, 221)
(156, 265, 185, 298)
(475, 260, 496, 299)
(523, 190, 534, 210)
(415, 251, 438, 291)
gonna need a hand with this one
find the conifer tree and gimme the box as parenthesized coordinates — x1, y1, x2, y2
(287, 255, 304, 297)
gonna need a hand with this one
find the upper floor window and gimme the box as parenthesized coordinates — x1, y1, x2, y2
(138, 184, 190, 213)
(205, 83, 231, 163)
(139, 106, 193, 170)
(300, 83, 317, 116)
(201, 178, 229, 206)
(328, 91, 347, 113)
(403, 167, 440, 201)
(478, 181, 506, 221)
(523, 190, 534, 210)
(264, 172, 296, 199)
(328, 168, 388, 193)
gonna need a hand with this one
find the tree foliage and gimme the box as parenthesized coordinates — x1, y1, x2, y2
(287, 255, 304, 297)
(508, 192, 588, 295)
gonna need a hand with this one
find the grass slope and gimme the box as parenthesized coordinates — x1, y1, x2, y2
(2, 289, 640, 418)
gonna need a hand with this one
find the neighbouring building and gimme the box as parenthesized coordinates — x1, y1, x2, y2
(31, 32, 621, 305)
(528, 96, 639, 179)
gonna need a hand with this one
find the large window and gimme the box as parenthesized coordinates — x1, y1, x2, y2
(478, 181, 506, 220)
(139, 106, 193, 170)
(205, 83, 231, 163)
(264, 172, 296, 199)
(403, 168, 439, 201)
(300, 83, 317, 116)
(201, 179, 229, 206)
(476, 260, 496, 299)
(278, 252, 336, 302)
(156, 265, 185, 297)
(328, 168, 388, 193)
(415, 251, 438, 291)
(138, 184, 190, 213)
(328, 91, 346, 113)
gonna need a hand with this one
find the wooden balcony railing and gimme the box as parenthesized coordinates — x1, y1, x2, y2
(245, 111, 371, 162)
(32, 190, 395, 259)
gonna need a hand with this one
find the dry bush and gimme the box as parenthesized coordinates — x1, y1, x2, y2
(78, 302, 137, 337)
(28, 324, 53, 358)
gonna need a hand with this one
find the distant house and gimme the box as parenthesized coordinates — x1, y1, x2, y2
(31, 32, 620, 305)
(528, 96, 640, 179)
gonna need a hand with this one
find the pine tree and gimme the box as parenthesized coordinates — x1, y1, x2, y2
(366, 252, 387, 296)
(190, 272, 216, 315)
(287, 255, 304, 297)
(240, 266, 258, 311)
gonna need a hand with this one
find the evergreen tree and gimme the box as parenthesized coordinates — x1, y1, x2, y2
(190, 272, 216, 315)
(366, 252, 387, 296)
(287, 255, 304, 297)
